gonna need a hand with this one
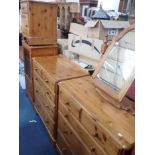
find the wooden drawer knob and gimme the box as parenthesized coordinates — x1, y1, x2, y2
(90, 146, 96, 152)
(45, 120, 49, 124)
(44, 104, 49, 108)
(62, 147, 67, 152)
(63, 131, 68, 135)
(65, 102, 70, 106)
(35, 90, 38, 93)
(93, 132, 98, 137)
(35, 77, 38, 81)
(64, 114, 68, 119)
(45, 79, 49, 83)
(34, 68, 38, 71)
(78, 108, 83, 121)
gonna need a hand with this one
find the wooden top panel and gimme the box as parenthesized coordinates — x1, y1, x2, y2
(59, 76, 135, 147)
(33, 55, 88, 83)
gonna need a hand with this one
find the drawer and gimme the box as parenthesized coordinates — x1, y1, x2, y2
(58, 112, 93, 155)
(59, 87, 121, 155)
(34, 82, 55, 119)
(59, 102, 108, 155)
(33, 60, 42, 78)
(21, 2, 28, 13)
(56, 130, 73, 155)
(34, 71, 55, 104)
(33, 60, 55, 92)
(21, 14, 29, 36)
(35, 96, 55, 139)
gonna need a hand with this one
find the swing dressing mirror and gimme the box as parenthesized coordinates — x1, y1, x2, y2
(93, 24, 135, 102)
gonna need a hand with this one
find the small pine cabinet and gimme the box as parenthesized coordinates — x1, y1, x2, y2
(21, 0, 57, 45)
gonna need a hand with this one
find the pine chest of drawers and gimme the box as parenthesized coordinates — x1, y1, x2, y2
(32, 55, 89, 143)
(23, 42, 58, 102)
(57, 76, 135, 155)
(21, 0, 57, 45)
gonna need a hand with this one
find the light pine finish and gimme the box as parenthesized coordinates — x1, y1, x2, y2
(58, 111, 93, 155)
(59, 101, 108, 155)
(34, 74, 55, 118)
(34, 95, 55, 142)
(33, 72, 56, 141)
(32, 55, 89, 142)
(58, 76, 135, 155)
(21, 1, 57, 45)
(56, 130, 73, 155)
(21, 14, 29, 36)
(21, 2, 28, 13)
(92, 24, 135, 103)
(23, 42, 58, 102)
(32, 55, 88, 92)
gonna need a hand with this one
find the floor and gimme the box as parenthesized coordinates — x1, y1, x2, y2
(19, 62, 58, 155)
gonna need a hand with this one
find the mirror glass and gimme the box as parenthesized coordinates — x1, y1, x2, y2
(95, 31, 135, 92)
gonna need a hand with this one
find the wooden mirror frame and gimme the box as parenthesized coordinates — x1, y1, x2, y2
(92, 24, 135, 103)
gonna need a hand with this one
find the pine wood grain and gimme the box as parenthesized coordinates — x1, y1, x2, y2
(58, 76, 135, 155)
(21, 1, 57, 45)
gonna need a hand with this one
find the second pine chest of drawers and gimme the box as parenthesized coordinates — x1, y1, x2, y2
(57, 76, 135, 155)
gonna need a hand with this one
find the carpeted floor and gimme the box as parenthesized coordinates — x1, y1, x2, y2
(19, 83, 58, 155)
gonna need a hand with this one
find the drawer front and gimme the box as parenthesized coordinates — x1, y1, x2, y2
(21, 14, 29, 36)
(34, 81, 55, 119)
(58, 112, 91, 155)
(33, 60, 55, 92)
(59, 87, 120, 155)
(34, 70, 55, 104)
(56, 130, 73, 155)
(35, 96, 55, 138)
(21, 2, 28, 13)
(59, 102, 108, 155)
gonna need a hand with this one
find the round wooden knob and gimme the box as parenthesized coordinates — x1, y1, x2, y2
(90, 146, 95, 152)
(62, 147, 67, 152)
(65, 102, 70, 106)
(45, 79, 49, 83)
(64, 114, 68, 119)
(93, 132, 98, 137)
(45, 104, 49, 108)
(45, 120, 49, 124)
(46, 92, 49, 95)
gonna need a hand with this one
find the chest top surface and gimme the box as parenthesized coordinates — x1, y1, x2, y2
(59, 76, 135, 147)
(33, 55, 89, 83)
